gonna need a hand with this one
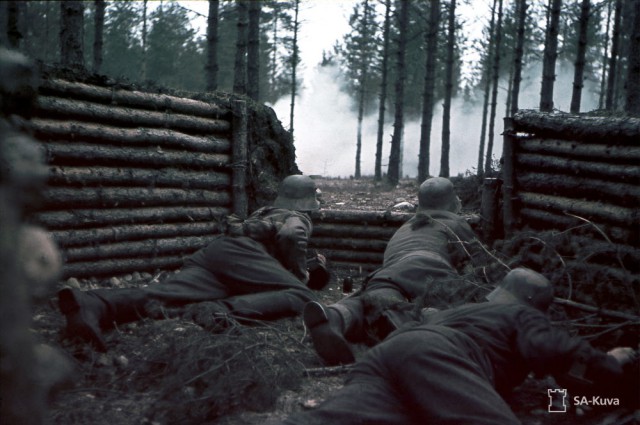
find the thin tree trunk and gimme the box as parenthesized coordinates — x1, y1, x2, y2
(289, 0, 300, 138)
(598, 0, 612, 109)
(440, 0, 456, 178)
(510, 0, 527, 117)
(233, 0, 248, 95)
(539, 0, 562, 112)
(477, 0, 497, 177)
(247, 0, 261, 101)
(570, 0, 591, 113)
(355, 0, 371, 179)
(59, 1, 85, 68)
(141, 0, 148, 80)
(418, 0, 440, 182)
(206, 0, 219, 91)
(605, 0, 621, 110)
(485, 0, 503, 175)
(7, 1, 21, 49)
(625, 0, 640, 115)
(505, 65, 514, 118)
(93, 0, 105, 74)
(374, 0, 392, 182)
(387, 0, 409, 185)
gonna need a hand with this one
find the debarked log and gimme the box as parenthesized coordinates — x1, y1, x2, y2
(62, 256, 186, 279)
(62, 235, 215, 262)
(41, 187, 231, 209)
(52, 222, 222, 247)
(311, 223, 398, 239)
(518, 207, 633, 244)
(36, 96, 231, 134)
(512, 110, 640, 143)
(49, 165, 231, 190)
(516, 153, 640, 181)
(40, 79, 229, 119)
(518, 192, 636, 226)
(309, 237, 389, 252)
(517, 137, 640, 161)
(33, 206, 229, 229)
(43, 141, 231, 169)
(310, 210, 413, 226)
(517, 172, 640, 205)
(30, 119, 231, 153)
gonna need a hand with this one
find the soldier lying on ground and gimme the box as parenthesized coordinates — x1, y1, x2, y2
(58, 174, 330, 351)
(304, 176, 489, 365)
(277, 268, 639, 425)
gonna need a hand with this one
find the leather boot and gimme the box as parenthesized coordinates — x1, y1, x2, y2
(303, 301, 355, 366)
(58, 288, 108, 352)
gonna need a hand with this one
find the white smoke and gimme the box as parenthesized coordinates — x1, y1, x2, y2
(271, 61, 601, 178)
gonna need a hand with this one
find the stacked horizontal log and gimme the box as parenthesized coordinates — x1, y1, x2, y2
(504, 110, 639, 282)
(28, 77, 234, 279)
(309, 210, 413, 272)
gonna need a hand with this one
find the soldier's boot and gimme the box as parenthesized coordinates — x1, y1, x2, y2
(58, 287, 150, 351)
(303, 301, 355, 366)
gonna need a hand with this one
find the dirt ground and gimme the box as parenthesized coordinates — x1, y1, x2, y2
(36, 177, 638, 425)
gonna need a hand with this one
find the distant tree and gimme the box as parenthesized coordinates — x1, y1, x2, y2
(141, 0, 148, 80)
(605, 0, 621, 110)
(598, 0, 612, 109)
(484, 0, 503, 175)
(59, 1, 85, 68)
(569, 0, 591, 113)
(625, 0, 640, 115)
(387, 0, 409, 185)
(206, 0, 219, 91)
(477, 0, 497, 177)
(247, 0, 261, 101)
(289, 0, 300, 137)
(539, 0, 562, 112)
(417, 0, 440, 182)
(102, 1, 142, 82)
(6, 1, 22, 49)
(440, 0, 457, 178)
(375, 0, 392, 182)
(233, 1, 248, 95)
(510, 0, 527, 117)
(93, 0, 105, 73)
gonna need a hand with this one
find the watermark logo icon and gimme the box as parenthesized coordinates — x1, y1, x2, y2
(548, 389, 568, 413)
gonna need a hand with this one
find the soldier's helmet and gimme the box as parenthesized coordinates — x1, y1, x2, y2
(486, 268, 554, 312)
(273, 174, 320, 212)
(417, 177, 461, 213)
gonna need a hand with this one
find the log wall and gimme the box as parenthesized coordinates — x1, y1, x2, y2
(502, 110, 640, 277)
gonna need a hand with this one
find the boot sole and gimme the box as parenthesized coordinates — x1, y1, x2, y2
(58, 288, 108, 352)
(304, 302, 355, 366)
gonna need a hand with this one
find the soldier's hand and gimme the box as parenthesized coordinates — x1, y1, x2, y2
(607, 347, 638, 366)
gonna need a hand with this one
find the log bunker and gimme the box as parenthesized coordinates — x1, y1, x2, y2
(20, 72, 640, 304)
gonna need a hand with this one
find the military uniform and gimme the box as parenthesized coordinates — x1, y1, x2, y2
(284, 302, 626, 425)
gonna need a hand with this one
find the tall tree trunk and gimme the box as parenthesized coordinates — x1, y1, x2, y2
(93, 0, 105, 74)
(289, 0, 300, 138)
(206, 0, 219, 91)
(418, 0, 440, 182)
(605, 0, 621, 110)
(539, 0, 562, 112)
(60, 1, 85, 68)
(247, 0, 261, 101)
(625, 0, 640, 115)
(233, 1, 248, 95)
(141, 0, 148, 81)
(477, 0, 497, 178)
(440, 0, 457, 178)
(375, 0, 392, 182)
(485, 0, 503, 175)
(387, 0, 409, 185)
(505, 65, 514, 117)
(510, 0, 527, 117)
(570, 0, 591, 113)
(598, 0, 612, 109)
(355, 0, 371, 180)
(6, 1, 22, 49)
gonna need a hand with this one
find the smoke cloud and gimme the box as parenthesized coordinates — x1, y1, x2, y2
(271, 61, 601, 178)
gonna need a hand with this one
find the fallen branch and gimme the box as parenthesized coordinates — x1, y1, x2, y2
(553, 297, 640, 322)
(304, 364, 353, 377)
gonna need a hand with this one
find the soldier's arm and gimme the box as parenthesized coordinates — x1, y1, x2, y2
(275, 213, 312, 283)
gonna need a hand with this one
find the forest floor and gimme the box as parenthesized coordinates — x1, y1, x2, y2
(36, 177, 639, 425)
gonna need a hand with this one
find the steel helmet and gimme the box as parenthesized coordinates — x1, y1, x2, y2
(417, 177, 461, 213)
(273, 174, 320, 211)
(486, 268, 554, 311)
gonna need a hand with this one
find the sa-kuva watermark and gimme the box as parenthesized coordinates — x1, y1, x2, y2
(547, 388, 620, 413)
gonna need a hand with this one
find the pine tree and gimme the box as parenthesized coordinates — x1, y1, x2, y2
(247, 0, 261, 101)
(540, 0, 562, 112)
(440, 0, 457, 178)
(93, 0, 105, 73)
(233, 1, 248, 95)
(485, 0, 503, 175)
(59, 0, 85, 68)
(510, 0, 527, 116)
(625, 0, 640, 115)
(375, 0, 392, 182)
(570, 0, 591, 113)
